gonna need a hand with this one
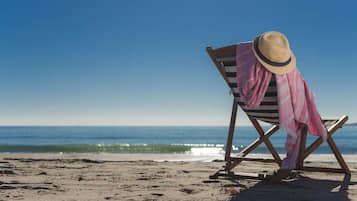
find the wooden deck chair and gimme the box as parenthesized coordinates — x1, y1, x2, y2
(206, 44, 351, 179)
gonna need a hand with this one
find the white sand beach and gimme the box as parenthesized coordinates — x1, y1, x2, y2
(0, 153, 356, 201)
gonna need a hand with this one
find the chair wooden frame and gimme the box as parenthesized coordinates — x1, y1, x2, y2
(206, 45, 351, 179)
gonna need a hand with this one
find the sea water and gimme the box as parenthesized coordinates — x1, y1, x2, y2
(0, 126, 356, 155)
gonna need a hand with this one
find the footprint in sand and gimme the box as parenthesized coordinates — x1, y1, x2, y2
(0, 170, 16, 175)
(202, 180, 220, 183)
(0, 185, 17, 190)
(180, 188, 195, 194)
(151, 193, 164, 196)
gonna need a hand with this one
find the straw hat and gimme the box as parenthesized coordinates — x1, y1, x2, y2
(252, 31, 296, 75)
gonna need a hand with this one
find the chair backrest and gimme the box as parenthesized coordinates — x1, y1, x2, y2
(207, 45, 279, 124)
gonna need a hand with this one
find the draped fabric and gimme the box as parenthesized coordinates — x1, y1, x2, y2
(236, 42, 327, 169)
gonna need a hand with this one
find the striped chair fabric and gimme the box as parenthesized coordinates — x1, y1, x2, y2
(216, 56, 279, 125)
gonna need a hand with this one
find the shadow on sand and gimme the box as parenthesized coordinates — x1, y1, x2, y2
(227, 173, 356, 201)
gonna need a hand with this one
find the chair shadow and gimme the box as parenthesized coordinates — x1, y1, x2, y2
(227, 173, 356, 201)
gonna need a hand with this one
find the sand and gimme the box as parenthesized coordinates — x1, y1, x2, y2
(0, 153, 356, 201)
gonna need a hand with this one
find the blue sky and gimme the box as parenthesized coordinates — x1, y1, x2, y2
(0, 0, 356, 126)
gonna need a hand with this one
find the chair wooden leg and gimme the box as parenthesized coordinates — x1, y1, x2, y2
(297, 126, 307, 169)
(304, 116, 348, 160)
(303, 137, 323, 160)
(340, 174, 351, 191)
(228, 125, 280, 171)
(302, 116, 350, 174)
(224, 99, 238, 170)
(299, 135, 350, 174)
(209, 99, 238, 179)
(249, 118, 282, 165)
(326, 136, 351, 174)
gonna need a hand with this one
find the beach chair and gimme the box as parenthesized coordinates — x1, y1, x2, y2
(206, 44, 351, 179)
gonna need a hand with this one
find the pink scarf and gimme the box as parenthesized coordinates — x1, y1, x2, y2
(236, 42, 271, 108)
(276, 69, 327, 169)
(236, 42, 327, 169)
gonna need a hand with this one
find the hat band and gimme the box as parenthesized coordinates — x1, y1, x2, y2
(254, 37, 291, 67)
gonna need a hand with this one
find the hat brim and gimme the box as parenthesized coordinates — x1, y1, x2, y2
(252, 37, 296, 75)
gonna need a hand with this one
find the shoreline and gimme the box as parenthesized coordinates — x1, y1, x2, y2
(1, 152, 357, 163)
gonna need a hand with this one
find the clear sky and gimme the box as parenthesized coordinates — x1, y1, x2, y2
(1, 0, 357, 126)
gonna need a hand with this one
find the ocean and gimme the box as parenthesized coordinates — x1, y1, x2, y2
(0, 126, 356, 155)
